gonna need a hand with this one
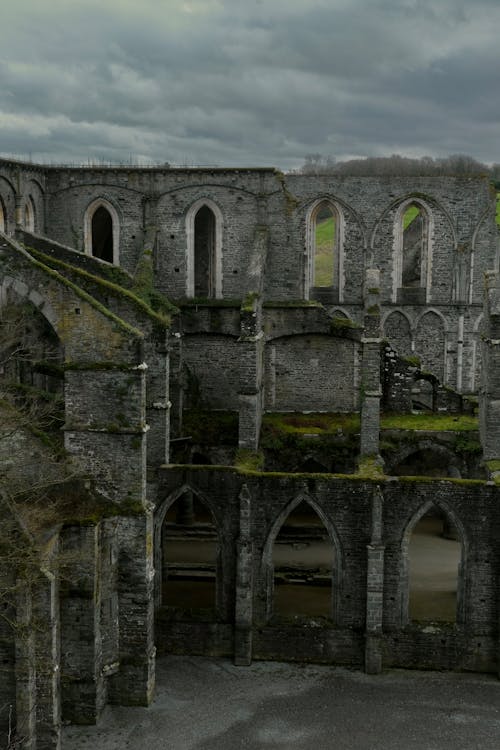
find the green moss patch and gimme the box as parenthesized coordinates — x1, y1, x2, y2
(234, 448, 264, 471)
(380, 413, 478, 431)
(27, 246, 175, 326)
(262, 412, 360, 436)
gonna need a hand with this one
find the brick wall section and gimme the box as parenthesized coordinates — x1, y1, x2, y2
(264, 333, 360, 411)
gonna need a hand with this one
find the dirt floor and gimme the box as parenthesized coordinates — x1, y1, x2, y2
(62, 655, 500, 750)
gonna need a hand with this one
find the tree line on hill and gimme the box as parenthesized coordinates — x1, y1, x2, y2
(298, 154, 500, 186)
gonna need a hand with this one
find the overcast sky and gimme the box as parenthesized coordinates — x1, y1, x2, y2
(0, 0, 499, 169)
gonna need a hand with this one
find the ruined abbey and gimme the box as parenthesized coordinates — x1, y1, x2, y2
(1, 157, 500, 748)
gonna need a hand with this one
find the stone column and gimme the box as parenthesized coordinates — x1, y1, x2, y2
(480, 272, 500, 464)
(14, 193, 23, 229)
(59, 524, 103, 725)
(234, 485, 254, 666)
(34, 567, 61, 749)
(168, 327, 184, 439)
(365, 486, 385, 674)
(238, 294, 264, 450)
(360, 269, 382, 459)
(109, 510, 155, 707)
(144, 333, 170, 468)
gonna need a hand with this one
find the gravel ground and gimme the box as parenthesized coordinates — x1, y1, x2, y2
(62, 656, 500, 750)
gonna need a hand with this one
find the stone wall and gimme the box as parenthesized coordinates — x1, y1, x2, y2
(157, 467, 499, 674)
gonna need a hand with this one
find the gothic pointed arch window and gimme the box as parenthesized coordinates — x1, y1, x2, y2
(186, 199, 223, 298)
(265, 498, 339, 624)
(158, 490, 219, 619)
(393, 199, 432, 303)
(23, 196, 35, 232)
(84, 199, 120, 264)
(401, 504, 464, 625)
(306, 199, 343, 302)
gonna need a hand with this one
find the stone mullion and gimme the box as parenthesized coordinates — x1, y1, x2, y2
(365, 487, 385, 674)
(33, 569, 61, 750)
(234, 485, 253, 666)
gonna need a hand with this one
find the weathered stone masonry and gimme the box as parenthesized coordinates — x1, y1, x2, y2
(0, 157, 499, 749)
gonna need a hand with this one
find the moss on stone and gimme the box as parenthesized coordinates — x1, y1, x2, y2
(380, 413, 478, 431)
(330, 316, 361, 331)
(356, 455, 386, 478)
(235, 448, 265, 471)
(27, 246, 175, 326)
(241, 291, 260, 312)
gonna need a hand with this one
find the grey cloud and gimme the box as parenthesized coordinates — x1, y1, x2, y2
(0, 0, 499, 167)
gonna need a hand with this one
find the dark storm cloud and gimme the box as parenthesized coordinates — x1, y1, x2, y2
(0, 0, 499, 167)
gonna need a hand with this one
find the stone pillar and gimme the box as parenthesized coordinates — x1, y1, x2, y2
(14, 193, 23, 229)
(238, 294, 264, 450)
(168, 327, 184, 439)
(144, 333, 170, 468)
(234, 485, 254, 666)
(63, 363, 148, 509)
(360, 270, 382, 459)
(59, 525, 103, 725)
(109, 510, 155, 707)
(480, 272, 500, 465)
(34, 568, 61, 749)
(365, 486, 385, 675)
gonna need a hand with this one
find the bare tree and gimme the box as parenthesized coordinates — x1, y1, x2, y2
(0, 301, 70, 749)
(298, 152, 491, 176)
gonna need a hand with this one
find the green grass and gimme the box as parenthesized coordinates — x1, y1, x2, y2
(314, 217, 335, 287)
(403, 205, 420, 229)
(262, 412, 360, 435)
(381, 413, 478, 431)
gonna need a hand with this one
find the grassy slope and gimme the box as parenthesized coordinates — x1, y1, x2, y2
(314, 217, 335, 286)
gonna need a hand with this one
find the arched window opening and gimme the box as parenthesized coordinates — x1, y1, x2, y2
(402, 204, 424, 287)
(272, 501, 334, 623)
(407, 506, 462, 623)
(313, 203, 335, 288)
(0, 199, 5, 233)
(91, 206, 114, 263)
(160, 491, 217, 617)
(394, 199, 431, 303)
(307, 200, 342, 302)
(194, 205, 216, 297)
(23, 197, 35, 232)
(383, 311, 412, 357)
